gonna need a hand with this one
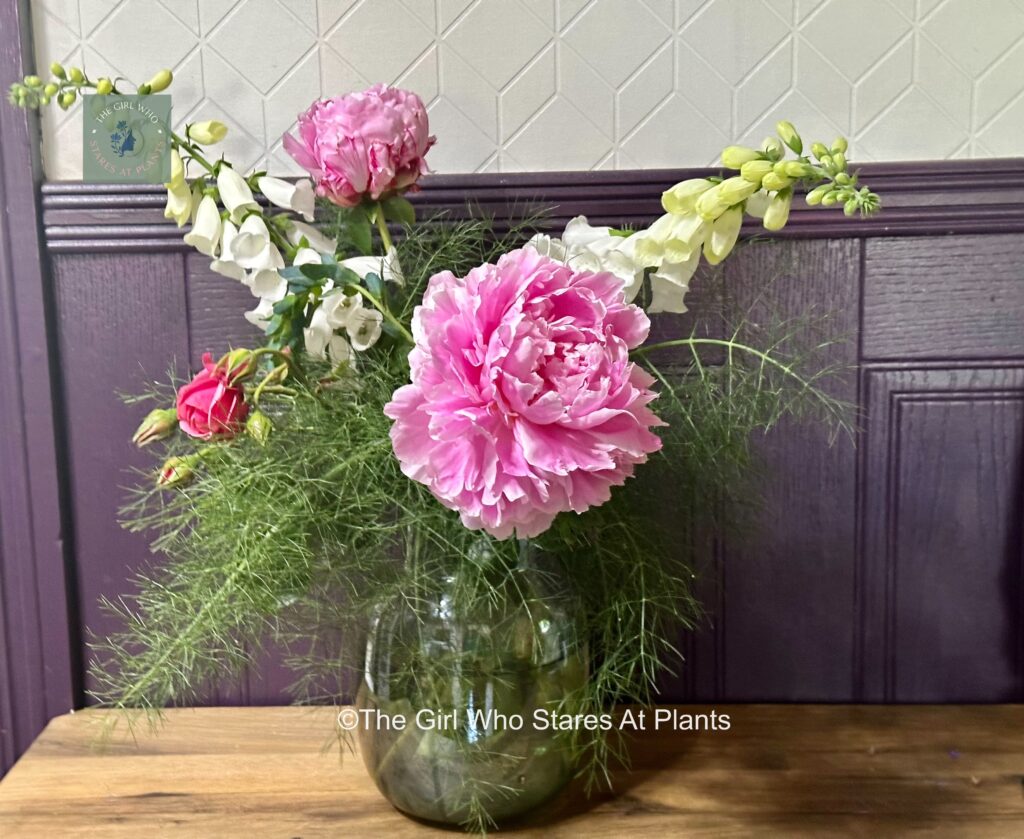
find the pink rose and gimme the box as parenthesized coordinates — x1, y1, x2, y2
(384, 248, 664, 540)
(283, 84, 435, 208)
(176, 353, 249, 440)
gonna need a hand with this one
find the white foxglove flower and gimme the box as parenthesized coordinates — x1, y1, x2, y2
(346, 306, 383, 351)
(648, 253, 699, 314)
(293, 247, 321, 266)
(304, 307, 355, 364)
(246, 268, 286, 302)
(703, 205, 743, 265)
(229, 215, 284, 271)
(210, 221, 245, 280)
(183, 194, 221, 257)
(341, 247, 404, 286)
(319, 287, 362, 330)
(164, 149, 192, 227)
(217, 165, 259, 221)
(528, 216, 645, 304)
(287, 220, 337, 256)
(258, 176, 315, 222)
(244, 297, 274, 330)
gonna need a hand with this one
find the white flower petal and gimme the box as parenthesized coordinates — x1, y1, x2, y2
(183, 195, 222, 257)
(346, 307, 383, 351)
(287, 220, 337, 256)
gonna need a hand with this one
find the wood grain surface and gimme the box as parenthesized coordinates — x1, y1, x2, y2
(1, 705, 1023, 837)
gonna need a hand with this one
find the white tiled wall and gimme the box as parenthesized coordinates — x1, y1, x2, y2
(31, 0, 1024, 179)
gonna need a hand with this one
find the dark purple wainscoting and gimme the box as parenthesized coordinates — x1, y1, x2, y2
(3, 155, 1024, 774)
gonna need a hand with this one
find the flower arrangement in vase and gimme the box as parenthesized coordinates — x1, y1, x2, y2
(11, 63, 879, 831)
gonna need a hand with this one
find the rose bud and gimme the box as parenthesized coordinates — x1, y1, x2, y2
(176, 352, 250, 440)
(156, 455, 198, 488)
(131, 407, 178, 447)
(245, 410, 273, 446)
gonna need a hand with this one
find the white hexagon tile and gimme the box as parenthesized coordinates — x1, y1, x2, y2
(30, 0, 1024, 178)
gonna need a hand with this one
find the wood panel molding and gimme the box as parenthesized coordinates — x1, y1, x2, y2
(39, 159, 1024, 253)
(858, 363, 1024, 702)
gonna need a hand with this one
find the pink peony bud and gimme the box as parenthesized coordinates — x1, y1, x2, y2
(283, 84, 435, 208)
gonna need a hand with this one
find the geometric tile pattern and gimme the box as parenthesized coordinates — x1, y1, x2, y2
(31, 0, 1024, 179)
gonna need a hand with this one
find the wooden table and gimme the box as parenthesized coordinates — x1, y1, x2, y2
(1, 705, 1023, 837)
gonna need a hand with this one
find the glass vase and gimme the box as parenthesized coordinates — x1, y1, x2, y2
(356, 541, 587, 826)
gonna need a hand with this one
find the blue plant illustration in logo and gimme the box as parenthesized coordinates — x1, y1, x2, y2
(109, 120, 136, 157)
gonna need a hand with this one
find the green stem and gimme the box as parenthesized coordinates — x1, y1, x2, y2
(169, 130, 216, 175)
(344, 283, 413, 344)
(251, 363, 289, 406)
(250, 347, 309, 385)
(374, 204, 394, 252)
(632, 337, 815, 392)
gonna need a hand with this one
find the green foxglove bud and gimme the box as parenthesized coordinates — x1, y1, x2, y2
(783, 161, 816, 178)
(805, 183, 831, 206)
(835, 172, 853, 186)
(188, 120, 228, 145)
(832, 136, 848, 154)
(59, 90, 76, 109)
(661, 178, 715, 213)
(843, 200, 858, 217)
(776, 120, 802, 154)
(763, 188, 793, 232)
(720, 145, 761, 169)
(137, 83, 151, 95)
(96, 78, 113, 95)
(740, 159, 774, 184)
(43, 82, 58, 97)
(762, 137, 784, 160)
(132, 407, 178, 447)
(831, 151, 847, 171)
(818, 154, 835, 172)
(24, 75, 41, 88)
(146, 69, 173, 93)
(245, 410, 273, 446)
(695, 184, 729, 220)
(811, 142, 829, 159)
(50, 62, 66, 80)
(704, 204, 743, 265)
(717, 175, 759, 205)
(761, 171, 793, 191)
(68, 67, 84, 84)
(821, 191, 838, 206)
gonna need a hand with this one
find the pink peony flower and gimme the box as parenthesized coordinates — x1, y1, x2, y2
(384, 248, 664, 539)
(283, 84, 435, 208)
(176, 353, 249, 440)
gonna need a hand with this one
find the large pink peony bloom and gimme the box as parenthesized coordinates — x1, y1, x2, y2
(384, 248, 664, 539)
(283, 84, 435, 208)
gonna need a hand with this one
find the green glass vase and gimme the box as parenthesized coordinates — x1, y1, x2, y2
(356, 543, 587, 826)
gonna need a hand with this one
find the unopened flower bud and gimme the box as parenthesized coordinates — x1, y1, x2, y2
(835, 172, 853, 186)
(245, 410, 273, 446)
(763, 188, 793, 232)
(43, 82, 58, 97)
(695, 184, 729, 220)
(762, 137, 784, 160)
(24, 75, 41, 88)
(68, 67, 84, 84)
(50, 62, 66, 79)
(776, 120, 802, 154)
(818, 154, 835, 172)
(218, 348, 258, 383)
(720, 145, 761, 169)
(132, 407, 178, 447)
(843, 200, 858, 217)
(740, 160, 774, 183)
(96, 78, 113, 95)
(717, 175, 759, 205)
(761, 171, 793, 191)
(156, 455, 198, 488)
(811, 142, 829, 159)
(831, 151, 847, 171)
(146, 69, 173, 93)
(661, 178, 715, 213)
(188, 120, 228, 145)
(832, 136, 848, 154)
(137, 83, 151, 95)
(39, 94, 50, 105)
(59, 90, 76, 109)
(821, 191, 839, 206)
(783, 161, 815, 178)
(805, 184, 831, 206)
